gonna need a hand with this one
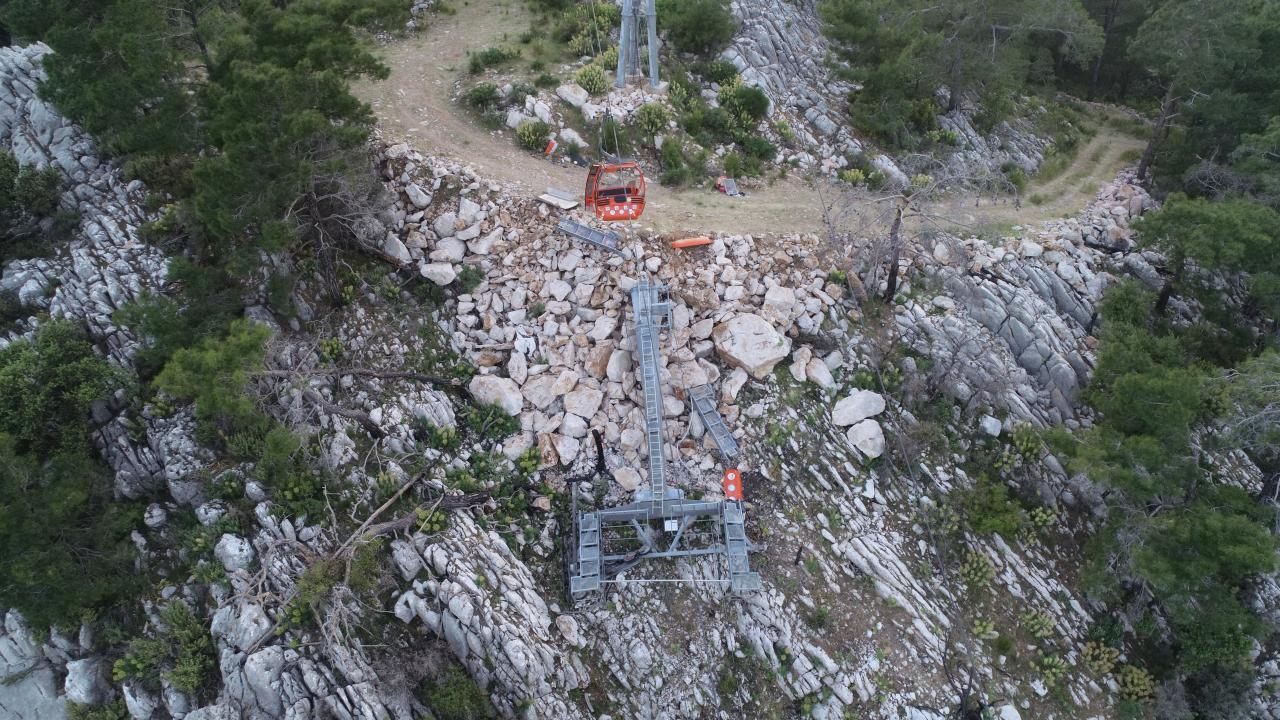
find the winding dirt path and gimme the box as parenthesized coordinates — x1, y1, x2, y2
(354, 0, 1145, 237)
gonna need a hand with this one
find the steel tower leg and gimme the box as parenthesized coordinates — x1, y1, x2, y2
(615, 0, 632, 89)
(645, 0, 660, 88)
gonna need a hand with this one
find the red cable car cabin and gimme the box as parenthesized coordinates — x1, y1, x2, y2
(584, 160, 646, 222)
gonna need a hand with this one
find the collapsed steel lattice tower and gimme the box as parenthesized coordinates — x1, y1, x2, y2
(615, 0, 660, 89)
(568, 277, 761, 598)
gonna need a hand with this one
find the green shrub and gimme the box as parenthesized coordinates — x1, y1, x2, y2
(576, 64, 608, 96)
(463, 402, 520, 440)
(659, 139, 700, 187)
(421, 668, 497, 720)
(723, 152, 746, 178)
(740, 135, 776, 161)
(534, 72, 558, 89)
(1038, 653, 1067, 687)
(600, 116, 632, 156)
(0, 320, 126, 454)
(468, 46, 517, 74)
(1117, 664, 1155, 701)
(1019, 609, 1056, 640)
(693, 58, 739, 85)
(67, 701, 129, 720)
(959, 551, 995, 587)
(567, 32, 596, 57)
(465, 83, 500, 110)
(156, 319, 272, 442)
(1083, 640, 1119, 674)
(516, 121, 551, 152)
(0, 432, 142, 628)
(958, 476, 1026, 538)
(656, 0, 737, 55)
(12, 164, 62, 216)
(507, 82, 536, 106)
(635, 103, 671, 141)
(596, 46, 619, 70)
(113, 602, 214, 694)
(721, 84, 770, 121)
(1002, 162, 1028, 194)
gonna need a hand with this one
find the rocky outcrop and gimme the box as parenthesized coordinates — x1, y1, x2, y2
(0, 612, 65, 720)
(392, 514, 590, 719)
(0, 43, 173, 498)
(895, 174, 1159, 427)
(722, 0, 1053, 178)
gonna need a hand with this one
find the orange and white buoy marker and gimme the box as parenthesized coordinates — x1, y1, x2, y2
(722, 468, 743, 501)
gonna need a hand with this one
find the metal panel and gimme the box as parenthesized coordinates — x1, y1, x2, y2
(687, 383, 739, 461)
(557, 219, 623, 256)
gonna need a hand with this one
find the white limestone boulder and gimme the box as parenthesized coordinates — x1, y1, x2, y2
(468, 375, 523, 416)
(711, 313, 792, 380)
(832, 389, 885, 427)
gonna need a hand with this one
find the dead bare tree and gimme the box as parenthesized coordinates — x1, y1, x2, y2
(818, 160, 1020, 306)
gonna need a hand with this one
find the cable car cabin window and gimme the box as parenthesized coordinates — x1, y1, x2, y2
(598, 168, 641, 193)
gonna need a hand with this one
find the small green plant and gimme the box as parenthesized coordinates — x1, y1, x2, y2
(971, 618, 998, 640)
(529, 301, 546, 317)
(925, 128, 961, 146)
(838, 168, 866, 185)
(1011, 425, 1040, 459)
(575, 64, 608, 96)
(462, 402, 521, 440)
(1029, 506, 1056, 530)
(1019, 609, 1056, 640)
(959, 551, 995, 588)
(516, 447, 541, 475)
(775, 118, 795, 142)
(534, 72, 558, 89)
(1038, 653, 1067, 687)
(454, 264, 485, 293)
(422, 422, 460, 451)
(1002, 162, 1028, 194)
(112, 603, 214, 695)
(1082, 640, 1119, 675)
(516, 121, 552, 152)
(1116, 664, 1155, 701)
(318, 337, 343, 364)
(416, 506, 449, 534)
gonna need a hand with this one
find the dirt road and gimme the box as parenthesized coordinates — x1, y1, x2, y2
(354, 0, 1145, 237)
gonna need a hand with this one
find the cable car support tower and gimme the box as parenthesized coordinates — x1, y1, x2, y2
(568, 276, 761, 600)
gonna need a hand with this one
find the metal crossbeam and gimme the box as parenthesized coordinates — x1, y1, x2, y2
(687, 383, 739, 461)
(557, 218, 624, 256)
